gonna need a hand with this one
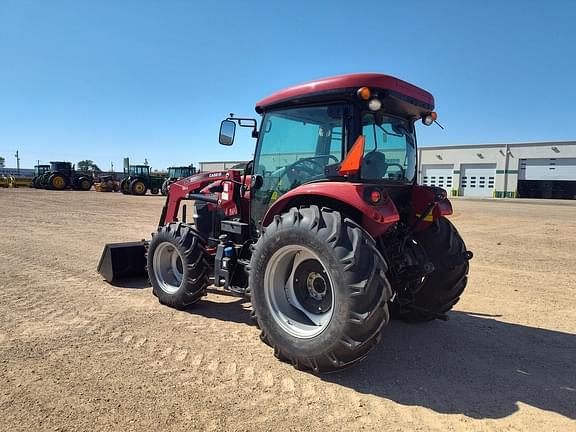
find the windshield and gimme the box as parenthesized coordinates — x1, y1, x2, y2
(129, 166, 149, 176)
(361, 113, 416, 183)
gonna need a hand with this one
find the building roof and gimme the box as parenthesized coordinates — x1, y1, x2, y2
(420, 140, 576, 151)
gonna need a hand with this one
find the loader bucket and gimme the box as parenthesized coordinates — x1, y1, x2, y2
(97, 241, 148, 283)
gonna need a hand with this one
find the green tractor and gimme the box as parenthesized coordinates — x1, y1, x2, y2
(120, 165, 165, 195)
(37, 161, 93, 191)
(30, 164, 51, 188)
(161, 165, 197, 195)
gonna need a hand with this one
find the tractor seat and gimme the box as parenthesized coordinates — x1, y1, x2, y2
(361, 151, 388, 179)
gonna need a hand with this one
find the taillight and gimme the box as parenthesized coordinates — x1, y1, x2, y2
(364, 187, 385, 205)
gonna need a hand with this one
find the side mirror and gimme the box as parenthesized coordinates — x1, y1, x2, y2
(219, 120, 236, 146)
(251, 174, 263, 191)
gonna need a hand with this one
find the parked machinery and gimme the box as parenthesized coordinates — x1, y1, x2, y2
(37, 161, 93, 191)
(94, 175, 121, 192)
(99, 73, 473, 372)
(161, 165, 197, 196)
(30, 165, 51, 188)
(120, 165, 165, 195)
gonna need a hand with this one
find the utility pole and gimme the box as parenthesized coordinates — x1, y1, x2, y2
(15, 150, 20, 175)
(110, 161, 114, 173)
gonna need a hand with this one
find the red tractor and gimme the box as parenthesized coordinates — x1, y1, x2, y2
(99, 73, 472, 372)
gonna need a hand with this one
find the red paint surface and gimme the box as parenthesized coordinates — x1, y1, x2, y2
(256, 73, 434, 111)
(262, 182, 400, 239)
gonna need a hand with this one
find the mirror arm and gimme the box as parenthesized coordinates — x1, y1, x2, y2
(226, 114, 259, 139)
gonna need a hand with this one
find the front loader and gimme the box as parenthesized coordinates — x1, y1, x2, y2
(98, 73, 473, 372)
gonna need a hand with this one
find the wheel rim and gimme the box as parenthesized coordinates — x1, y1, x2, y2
(263, 245, 335, 339)
(53, 176, 65, 189)
(82, 180, 90, 190)
(134, 182, 145, 194)
(153, 242, 184, 294)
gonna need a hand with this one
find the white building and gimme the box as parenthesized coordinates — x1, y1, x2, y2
(419, 141, 576, 199)
(198, 141, 576, 200)
(199, 160, 249, 172)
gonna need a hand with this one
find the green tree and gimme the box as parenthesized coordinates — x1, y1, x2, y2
(0, 156, 5, 168)
(77, 160, 101, 173)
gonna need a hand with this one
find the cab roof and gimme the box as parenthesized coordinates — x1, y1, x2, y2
(255, 73, 435, 114)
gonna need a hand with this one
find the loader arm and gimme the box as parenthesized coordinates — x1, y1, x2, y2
(160, 170, 244, 226)
(160, 171, 229, 226)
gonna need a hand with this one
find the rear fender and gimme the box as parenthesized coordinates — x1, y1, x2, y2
(261, 182, 400, 239)
(411, 185, 453, 231)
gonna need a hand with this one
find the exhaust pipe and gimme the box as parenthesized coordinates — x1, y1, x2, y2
(97, 241, 148, 283)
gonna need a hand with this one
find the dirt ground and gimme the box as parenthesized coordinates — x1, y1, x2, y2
(0, 189, 574, 432)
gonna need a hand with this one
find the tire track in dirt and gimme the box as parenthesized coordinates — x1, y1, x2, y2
(0, 262, 372, 426)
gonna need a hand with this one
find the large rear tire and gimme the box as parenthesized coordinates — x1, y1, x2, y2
(250, 206, 392, 373)
(130, 179, 147, 195)
(147, 223, 210, 309)
(399, 217, 470, 322)
(49, 174, 67, 190)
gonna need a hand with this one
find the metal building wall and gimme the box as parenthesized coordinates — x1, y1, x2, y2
(419, 141, 576, 198)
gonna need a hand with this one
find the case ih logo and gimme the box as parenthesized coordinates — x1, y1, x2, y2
(209, 172, 223, 178)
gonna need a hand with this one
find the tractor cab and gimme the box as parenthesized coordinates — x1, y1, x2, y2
(127, 165, 150, 177)
(50, 161, 73, 176)
(167, 166, 195, 180)
(34, 165, 50, 176)
(219, 73, 436, 227)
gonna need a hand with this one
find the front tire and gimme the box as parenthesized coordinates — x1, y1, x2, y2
(161, 180, 169, 196)
(120, 179, 129, 194)
(250, 206, 392, 373)
(79, 177, 92, 191)
(147, 223, 210, 309)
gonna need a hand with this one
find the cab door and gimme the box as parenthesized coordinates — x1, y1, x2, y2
(251, 104, 347, 227)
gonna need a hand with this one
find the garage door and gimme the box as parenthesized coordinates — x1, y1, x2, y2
(460, 164, 496, 197)
(519, 158, 576, 180)
(518, 158, 576, 199)
(421, 164, 454, 189)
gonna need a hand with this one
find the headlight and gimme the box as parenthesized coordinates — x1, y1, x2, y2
(422, 111, 438, 126)
(368, 98, 382, 111)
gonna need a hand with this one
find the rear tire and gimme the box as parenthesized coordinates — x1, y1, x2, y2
(49, 174, 67, 190)
(399, 217, 469, 322)
(250, 206, 392, 373)
(130, 179, 147, 195)
(147, 223, 210, 309)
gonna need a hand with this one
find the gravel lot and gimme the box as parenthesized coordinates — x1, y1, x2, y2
(0, 189, 574, 431)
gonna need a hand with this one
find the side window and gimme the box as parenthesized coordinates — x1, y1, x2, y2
(361, 114, 416, 182)
(251, 104, 347, 226)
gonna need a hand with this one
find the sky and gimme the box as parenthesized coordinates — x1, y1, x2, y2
(0, 0, 575, 170)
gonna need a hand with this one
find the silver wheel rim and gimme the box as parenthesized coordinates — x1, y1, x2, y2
(153, 242, 184, 294)
(263, 245, 335, 339)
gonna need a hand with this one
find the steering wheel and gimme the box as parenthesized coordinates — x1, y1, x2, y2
(384, 163, 406, 179)
(285, 155, 339, 184)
